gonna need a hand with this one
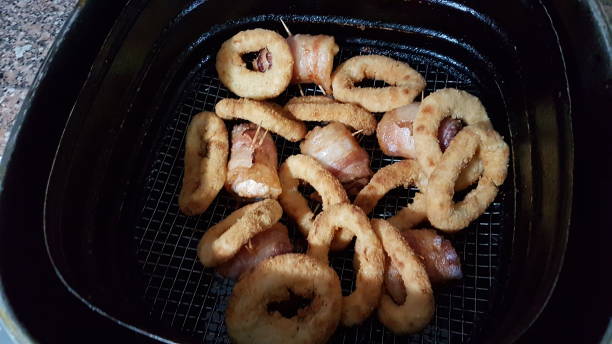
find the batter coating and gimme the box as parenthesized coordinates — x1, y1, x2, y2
(308, 204, 384, 326)
(354, 159, 425, 215)
(284, 96, 376, 135)
(226, 253, 342, 344)
(197, 199, 283, 266)
(215, 98, 307, 142)
(331, 55, 425, 112)
(372, 219, 434, 334)
(413, 88, 491, 189)
(216, 28, 293, 99)
(178, 112, 229, 216)
(426, 123, 509, 231)
(278, 154, 352, 249)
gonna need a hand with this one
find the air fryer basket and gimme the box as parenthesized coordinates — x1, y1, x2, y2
(43, 1, 573, 343)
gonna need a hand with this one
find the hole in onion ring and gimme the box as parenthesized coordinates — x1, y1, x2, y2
(328, 238, 358, 296)
(452, 181, 478, 202)
(438, 117, 467, 152)
(364, 179, 424, 221)
(240, 51, 260, 71)
(241, 48, 273, 73)
(354, 79, 392, 88)
(267, 289, 313, 318)
(298, 183, 323, 216)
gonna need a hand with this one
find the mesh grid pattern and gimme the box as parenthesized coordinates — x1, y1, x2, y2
(134, 43, 506, 344)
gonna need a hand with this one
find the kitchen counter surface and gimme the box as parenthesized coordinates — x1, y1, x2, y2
(0, 4, 79, 342)
(0, 0, 77, 162)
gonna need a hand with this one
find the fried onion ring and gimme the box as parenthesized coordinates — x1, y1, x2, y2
(226, 253, 342, 344)
(426, 123, 509, 231)
(354, 159, 425, 215)
(331, 55, 425, 112)
(215, 98, 307, 142)
(307, 204, 384, 326)
(178, 112, 229, 216)
(197, 199, 283, 266)
(371, 219, 434, 334)
(387, 192, 428, 231)
(278, 154, 353, 249)
(413, 88, 491, 188)
(284, 96, 377, 135)
(216, 28, 293, 99)
(353, 159, 428, 230)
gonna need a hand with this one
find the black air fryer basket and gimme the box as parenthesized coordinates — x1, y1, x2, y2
(33, 0, 578, 343)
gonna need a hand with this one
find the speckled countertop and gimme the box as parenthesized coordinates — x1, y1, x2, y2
(0, 0, 77, 161)
(0, 1, 611, 163)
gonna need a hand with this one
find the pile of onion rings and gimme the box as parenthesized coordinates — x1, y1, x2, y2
(181, 25, 512, 342)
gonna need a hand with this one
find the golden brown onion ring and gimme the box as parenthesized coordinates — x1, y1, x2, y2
(226, 253, 342, 344)
(284, 96, 376, 135)
(371, 219, 434, 334)
(426, 123, 509, 231)
(197, 199, 283, 267)
(178, 112, 229, 216)
(387, 192, 428, 231)
(216, 29, 293, 99)
(278, 154, 353, 249)
(331, 55, 425, 112)
(413, 88, 491, 188)
(215, 98, 307, 142)
(353, 159, 425, 215)
(215, 222, 293, 280)
(353, 159, 428, 230)
(307, 204, 384, 326)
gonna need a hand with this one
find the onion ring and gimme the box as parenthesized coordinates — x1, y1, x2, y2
(226, 253, 342, 344)
(197, 199, 283, 266)
(215, 98, 307, 142)
(353, 159, 425, 215)
(216, 28, 293, 99)
(178, 112, 229, 216)
(413, 88, 491, 188)
(371, 219, 434, 334)
(331, 55, 425, 112)
(284, 96, 377, 135)
(278, 154, 353, 249)
(387, 192, 428, 231)
(426, 122, 509, 231)
(353, 159, 428, 230)
(307, 204, 384, 326)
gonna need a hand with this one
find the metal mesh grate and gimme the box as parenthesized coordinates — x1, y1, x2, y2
(134, 43, 507, 344)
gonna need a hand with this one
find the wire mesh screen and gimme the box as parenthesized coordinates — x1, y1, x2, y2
(134, 42, 506, 344)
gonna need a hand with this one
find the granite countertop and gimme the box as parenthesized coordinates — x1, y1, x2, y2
(0, 0, 77, 161)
